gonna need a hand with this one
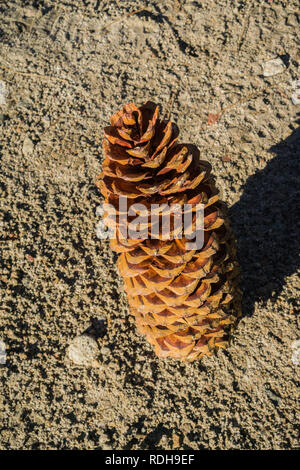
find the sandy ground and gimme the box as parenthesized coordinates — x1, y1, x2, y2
(0, 0, 299, 450)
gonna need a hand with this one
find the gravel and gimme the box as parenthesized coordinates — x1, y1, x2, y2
(0, 0, 299, 451)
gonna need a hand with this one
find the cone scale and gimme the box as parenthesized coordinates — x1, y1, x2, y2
(97, 101, 241, 361)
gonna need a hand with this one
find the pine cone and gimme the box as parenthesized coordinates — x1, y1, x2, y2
(97, 101, 241, 361)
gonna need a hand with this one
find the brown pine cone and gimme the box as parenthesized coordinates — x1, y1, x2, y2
(97, 101, 241, 361)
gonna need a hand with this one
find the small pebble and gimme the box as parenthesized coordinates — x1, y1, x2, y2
(0, 340, 6, 364)
(291, 80, 300, 105)
(101, 444, 112, 450)
(291, 92, 300, 105)
(291, 340, 300, 365)
(291, 340, 300, 350)
(0, 81, 6, 105)
(240, 143, 252, 153)
(22, 137, 34, 156)
(101, 346, 110, 356)
(67, 334, 99, 366)
(262, 57, 286, 77)
(222, 155, 232, 162)
(291, 79, 300, 89)
(23, 7, 41, 18)
(266, 389, 281, 404)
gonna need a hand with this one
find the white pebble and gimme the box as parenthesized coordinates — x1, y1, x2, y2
(24, 7, 41, 18)
(0, 81, 6, 105)
(291, 80, 300, 89)
(292, 91, 300, 105)
(291, 340, 300, 366)
(291, 80, 300, 105)
(22, 137, 34, 156)
(262, 58, 286, 77)
(0, 339, 6, 364)
(291, 340, 300, 350)
(67, 335, 99, 366)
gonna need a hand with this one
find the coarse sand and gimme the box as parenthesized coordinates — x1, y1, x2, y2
(0, 0, 299, 450)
